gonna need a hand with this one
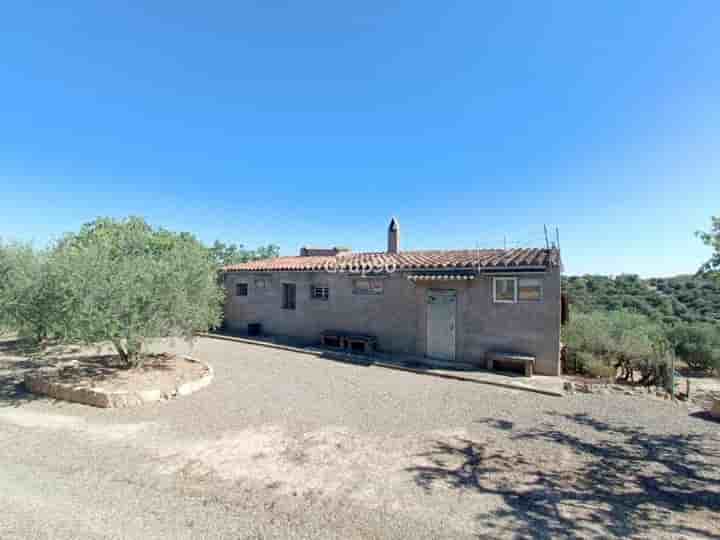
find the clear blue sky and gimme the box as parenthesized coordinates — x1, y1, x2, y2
(1, 2, 718, 276)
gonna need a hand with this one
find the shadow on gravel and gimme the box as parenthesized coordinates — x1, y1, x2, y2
(407, 413, 720, 539)
(0, 338, 47, 408)
(0, 360, 45, 407)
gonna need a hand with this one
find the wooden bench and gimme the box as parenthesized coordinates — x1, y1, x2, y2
(321, 330, 377, 354)
(486, 352, 535, 377)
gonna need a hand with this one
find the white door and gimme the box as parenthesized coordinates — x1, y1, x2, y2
(426, 289, 457, 361)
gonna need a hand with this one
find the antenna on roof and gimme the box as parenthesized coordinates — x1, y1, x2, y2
(543, 225, 550, 249)
(503, 235, 507, 250)
(555, 227, 561, 251)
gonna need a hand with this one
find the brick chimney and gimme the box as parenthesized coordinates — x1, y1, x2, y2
(387, 217, 400, 254)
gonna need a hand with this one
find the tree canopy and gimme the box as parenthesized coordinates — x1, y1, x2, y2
(698, 216, 720, 277)
(46, 217, 225, 366)
(564, 273, 720, 325)
(208, 241, 279, 268)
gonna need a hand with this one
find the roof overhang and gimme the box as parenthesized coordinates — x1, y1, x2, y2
(406, 269, 478, 282)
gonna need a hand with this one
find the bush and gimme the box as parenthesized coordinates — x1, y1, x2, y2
(667, 323, 720, 372)
(586, 356, 616, 379)
(563, 310, 667, 382)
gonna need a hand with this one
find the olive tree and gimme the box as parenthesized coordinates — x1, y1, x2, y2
(0, 240, 58, 340)
(49, 217, 224, 367)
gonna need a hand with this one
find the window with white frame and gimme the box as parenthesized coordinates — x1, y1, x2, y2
(493, 277, 516, 303)
(518, 278, 543, 301)
(493, 277, 543, 303)
(311, 285, 329, 300)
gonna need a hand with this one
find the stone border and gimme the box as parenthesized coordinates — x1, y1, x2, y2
(24, 355, 214, 408)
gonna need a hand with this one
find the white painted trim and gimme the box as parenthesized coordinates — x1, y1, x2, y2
(493, 277, 517, 304)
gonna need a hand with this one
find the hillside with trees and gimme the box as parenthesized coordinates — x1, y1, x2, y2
(564, 274, 720, 325)
(562, 217, 720, 378)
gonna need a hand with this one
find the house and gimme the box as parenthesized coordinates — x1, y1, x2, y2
(222, 219, 562, 375)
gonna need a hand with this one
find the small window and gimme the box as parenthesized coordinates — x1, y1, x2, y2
(518, 278, 543, 301)
(353, 279, 384, 295)
(311, 285, 329, 300)
(255, 278, 266, 289)
(236, 283, 248, 297)
(282, 283, 296, 310)
(493, 277, 516, 303)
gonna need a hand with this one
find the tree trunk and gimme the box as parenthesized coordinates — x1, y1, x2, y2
(113, 340, 130, 366)
(113, 339, 144, 368)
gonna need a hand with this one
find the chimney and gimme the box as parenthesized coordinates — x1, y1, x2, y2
(387, 217, 400, 254)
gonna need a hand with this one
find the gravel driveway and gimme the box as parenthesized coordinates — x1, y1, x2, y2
(1, 337, 719, 539)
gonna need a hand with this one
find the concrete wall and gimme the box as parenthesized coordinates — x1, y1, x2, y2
(223, 266, 562, 375)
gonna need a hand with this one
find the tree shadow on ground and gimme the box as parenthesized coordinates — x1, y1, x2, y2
(0, 359, 46, 407)
(0, 338, 49, 407)
(407, 413, 720, 539)
(0, 337, 177, 407)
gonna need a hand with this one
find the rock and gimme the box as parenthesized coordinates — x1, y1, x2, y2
(710, 398, 720, 419)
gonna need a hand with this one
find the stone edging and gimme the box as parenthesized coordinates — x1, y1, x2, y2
(24, 355, 214, 408)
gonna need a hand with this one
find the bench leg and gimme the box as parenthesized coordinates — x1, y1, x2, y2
(525, 363, 533, 377)
(487, 358, 494, 371)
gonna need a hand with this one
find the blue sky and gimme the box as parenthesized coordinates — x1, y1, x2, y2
(1, 1, 718, 276)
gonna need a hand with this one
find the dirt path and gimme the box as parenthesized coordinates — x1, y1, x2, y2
(1, 337, 719, 539)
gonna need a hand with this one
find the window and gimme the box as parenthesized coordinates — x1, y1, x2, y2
(282, 283, 296, 310)
(518, 278, 543, 301)
(311, 285, 329, 300)
(255, 278, 266, 289)
(493, 277, 516, 303)
(353, 278, 384, 295)
(236, 283, 248, 297)
(493, 277, 544, 303)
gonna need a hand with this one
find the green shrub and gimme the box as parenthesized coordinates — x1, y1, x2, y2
(586, 357, 616, 379)
(563, 310, 666, 381)
(666, 323, 720, 372)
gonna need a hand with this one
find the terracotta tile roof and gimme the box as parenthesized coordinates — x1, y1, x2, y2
(223, 248, 560, 272)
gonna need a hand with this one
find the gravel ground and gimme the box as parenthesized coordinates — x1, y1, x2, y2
(1, 336, 719, 539)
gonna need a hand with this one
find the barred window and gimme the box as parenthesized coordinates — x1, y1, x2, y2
(311, 286, 329, 300)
